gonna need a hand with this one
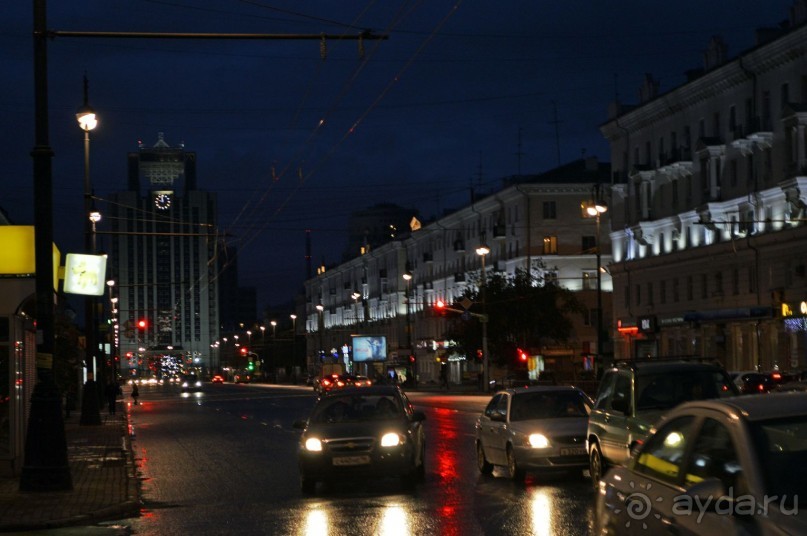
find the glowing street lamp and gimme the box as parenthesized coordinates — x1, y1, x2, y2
(476, 243, 490, 392)
(586, 189, 609, 370)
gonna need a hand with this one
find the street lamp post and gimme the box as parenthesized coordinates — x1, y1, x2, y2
(270, 321, 277, 382)
(476, 244, 490, 392)
(586, 190, 609, 373)
(77, 75, 101, 426)
(351, 291, 361, 326)
(316, 304, 325, 363)
(20, 1, 72, 491)
(290, 314, 297, 381)
(402, 271, 415, 386)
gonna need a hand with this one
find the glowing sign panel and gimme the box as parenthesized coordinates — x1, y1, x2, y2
(63, 253, 107, 296)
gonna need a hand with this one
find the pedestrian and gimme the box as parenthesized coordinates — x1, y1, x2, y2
(104, 380, 119, 414)
(440, 365, 449, 390)
(131, 382, 140, 405)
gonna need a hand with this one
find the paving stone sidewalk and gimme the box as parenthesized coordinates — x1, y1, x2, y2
(0, 402, 139, 533)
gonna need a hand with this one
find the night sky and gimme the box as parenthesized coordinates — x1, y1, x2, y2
(0, 1, 795, 311)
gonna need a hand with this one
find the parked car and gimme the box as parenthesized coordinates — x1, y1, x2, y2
(587, 358, 739, 485)
(732, 371, 777, 394)
(595, 393, 807, 535)
(475, 386, 592, 481)
(293, 385, 426, 494)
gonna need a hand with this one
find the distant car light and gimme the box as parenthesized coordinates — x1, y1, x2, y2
(380, 432, 401, 447)
(528, 433, 550, 448)
(305, 438, 323, 452)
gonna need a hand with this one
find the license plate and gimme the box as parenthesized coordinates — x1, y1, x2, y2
(559, 447, 586, 456)
(332, 455, 370, 466)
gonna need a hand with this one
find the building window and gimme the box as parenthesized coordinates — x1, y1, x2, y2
(701, 273, 708, 299)
(714, 272, 723, 297)
(660, 280, 667, 304)
(582, 235, 596, 253)
(672, 278, 680, 303)
(647, 282, 654, 305)
(624, 285, 630, 308)
(687, 275, 694, 301)
(542, 236, 558, 255)
(636, 284, 642, 306)
(543, 201, 557, 219)
(732, 268, 740, 295)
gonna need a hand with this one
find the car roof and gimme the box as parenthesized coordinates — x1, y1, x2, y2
(673, 392, 807, 422)
(611, 360, 727, 374)
(322, 385, 401, 397)
(499, 385, 585, 396)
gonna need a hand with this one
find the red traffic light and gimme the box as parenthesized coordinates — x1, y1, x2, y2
(137, 319, 148, 330)
(517, 348, 528, 361)
(408, 355, 416, 363)
(435, 299, 445, 309)
(240, 347, 248, 355)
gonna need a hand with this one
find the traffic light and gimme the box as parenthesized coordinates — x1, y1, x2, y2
(247, 361, 254, 371)
(517, 348, 528, 362)
(240, 347, 248, 356)
(435, 299, 446, 316)
(408, 355, 416, 363)
(137, 319, 148, 330)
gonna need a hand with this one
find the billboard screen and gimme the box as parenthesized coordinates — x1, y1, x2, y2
(352, 336, 387, 362)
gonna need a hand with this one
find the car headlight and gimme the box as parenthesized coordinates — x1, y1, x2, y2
(304, 437, 323, 452)
(195, 381, 202, 387)
(380, 432, 403, 447)
(528, 433, 550, 448)
(181, 382, 189, 388)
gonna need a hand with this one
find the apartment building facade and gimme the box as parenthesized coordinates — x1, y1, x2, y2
(600, 8, 807, 370)
(304, 158, 613, 384)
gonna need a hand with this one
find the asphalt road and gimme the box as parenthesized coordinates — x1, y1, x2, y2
(114, 383, 595, 535)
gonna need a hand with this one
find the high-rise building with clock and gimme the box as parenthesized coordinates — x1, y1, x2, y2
(109, 133, 221, 375)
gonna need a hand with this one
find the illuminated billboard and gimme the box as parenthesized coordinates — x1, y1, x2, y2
(352, 336, 387, 362)
(0, 226, 61, 290)
(63, 253, 108, 296)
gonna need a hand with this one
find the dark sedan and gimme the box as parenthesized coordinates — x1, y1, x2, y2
(293, 385, 426, 494)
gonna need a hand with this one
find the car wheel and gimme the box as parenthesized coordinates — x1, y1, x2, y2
(300, 476, 316, 495)
(476, 442, 493, 475)
(589, 441, 606, 487)
(506, 444, 525, 481)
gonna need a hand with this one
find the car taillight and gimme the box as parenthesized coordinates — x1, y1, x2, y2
(772, 373, 782, 381)
(758, 384, 765, 391)
(322, 379, 331, 386)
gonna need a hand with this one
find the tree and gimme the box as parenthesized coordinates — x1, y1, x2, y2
(442, 266, 586, 368)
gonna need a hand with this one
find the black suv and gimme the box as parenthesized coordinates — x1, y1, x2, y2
(586, 358, 738, 485)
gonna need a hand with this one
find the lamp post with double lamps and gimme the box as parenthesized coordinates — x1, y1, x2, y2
(586, 189, 609, 372)
(476, 244, 491, 392)
(77, 75, 102, 426)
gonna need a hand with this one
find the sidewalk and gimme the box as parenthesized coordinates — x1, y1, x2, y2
(0, 401, 140, 533)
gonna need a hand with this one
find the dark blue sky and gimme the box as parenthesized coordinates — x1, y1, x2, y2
(0, 1, 795, 312)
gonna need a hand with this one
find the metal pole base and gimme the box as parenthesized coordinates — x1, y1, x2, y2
(79, 380, 102, 425)
(19, 377, 72, 491)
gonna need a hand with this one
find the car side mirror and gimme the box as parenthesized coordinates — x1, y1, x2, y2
(411, 411, 426, 422)
(611, 398, 630, 415)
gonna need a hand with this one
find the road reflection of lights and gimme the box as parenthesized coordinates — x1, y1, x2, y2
(529, 489, 553, 536)
(303, 505, 329, 536)
(378, 504, 409, 536)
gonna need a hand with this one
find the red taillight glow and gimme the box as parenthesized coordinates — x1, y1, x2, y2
(772, 373, 782, 381)
(322, 379, 331, 386)
(758, 384, 765, 391)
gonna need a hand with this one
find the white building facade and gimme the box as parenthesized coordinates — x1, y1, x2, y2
(304, 159, 613, 385)
(600, 10, 807, 370)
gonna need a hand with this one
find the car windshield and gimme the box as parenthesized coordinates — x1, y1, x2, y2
(310, 394, 403, 423)
(509, 391, 590, 421)
(749, 416, 807, 507)
(635, 370, 736, 411)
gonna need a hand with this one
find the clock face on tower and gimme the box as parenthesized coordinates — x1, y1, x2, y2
(154, 193, 172, 210)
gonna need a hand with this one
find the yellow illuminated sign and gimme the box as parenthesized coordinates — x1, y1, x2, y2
(0, 226, 61, 291)
(781, 301, 807, 318)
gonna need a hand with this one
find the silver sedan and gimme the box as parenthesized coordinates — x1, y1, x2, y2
(475, 385, 592, 481)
